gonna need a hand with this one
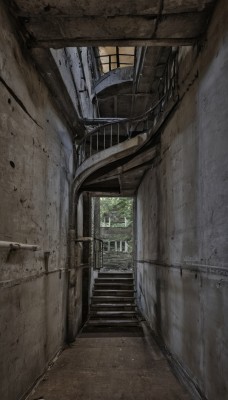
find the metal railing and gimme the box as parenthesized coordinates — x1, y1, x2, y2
(75, 237, 103, 270)
(97, 53, 135, 72)
(76, 50, 178, 168)
(95, 47, 135, 74)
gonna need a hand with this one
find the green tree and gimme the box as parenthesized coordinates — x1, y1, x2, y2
(100, 197, 133, 225)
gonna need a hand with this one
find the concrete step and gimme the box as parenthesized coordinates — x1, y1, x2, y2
(91, 303, 136, 311)
(82, 325, 143, 335)
(93, 289, 135, 297)
(92, 296, 135, 303)
(90, 311, 137, 318)
(94, 283, 134, 290)
(98, 272, 133, 279)
(87, 319, 139, 327)
(95, 278, 134, 284)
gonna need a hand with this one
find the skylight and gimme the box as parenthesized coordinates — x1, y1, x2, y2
(97, 47, 135, 74)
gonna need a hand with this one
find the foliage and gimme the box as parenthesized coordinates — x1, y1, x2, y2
(100, 197, 133, 225)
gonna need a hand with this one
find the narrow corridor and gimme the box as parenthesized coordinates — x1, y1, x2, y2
(28, 325, 190, 400)
(1, 2, 227, 400)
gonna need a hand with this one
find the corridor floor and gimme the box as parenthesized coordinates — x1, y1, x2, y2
(28, 325, 191, 400)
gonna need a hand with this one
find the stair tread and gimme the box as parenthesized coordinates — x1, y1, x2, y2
(88, 319, 139, 324)
(91, 311, 136, 315)
(91, 303, 135, 306)
(95, 283, 134, 286)
(98, 274, 133, 278)
(92, 296, 135, 299)
(96, 278, 133, 281)
(93, 289, 135, 292)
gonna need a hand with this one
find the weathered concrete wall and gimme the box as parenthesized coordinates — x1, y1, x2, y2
(136, 1, 228, 399)
(51, 47, 96, 122)
(0, 5, 73, 400)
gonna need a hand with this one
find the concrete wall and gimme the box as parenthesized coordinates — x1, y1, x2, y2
(51, 47, 96, 121)
(0, 5, 73, 400)
(136, 1, 228, 399)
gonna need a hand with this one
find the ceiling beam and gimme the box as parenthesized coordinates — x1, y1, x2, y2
(31, 37, 197, 49)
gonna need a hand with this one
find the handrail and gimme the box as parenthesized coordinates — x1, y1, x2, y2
(76, 50, 178, 168)
(0, 240, 40, 251)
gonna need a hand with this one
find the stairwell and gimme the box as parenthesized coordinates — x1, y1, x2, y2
(85, 271, 140, 330)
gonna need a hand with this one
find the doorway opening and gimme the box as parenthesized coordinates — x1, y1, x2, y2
(92, 197, 134, 271)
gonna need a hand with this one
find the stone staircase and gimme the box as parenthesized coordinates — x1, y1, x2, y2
(86, 271, 139, 329)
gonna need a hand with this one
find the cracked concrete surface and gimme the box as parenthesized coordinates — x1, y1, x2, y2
(28, 329, 191, 400)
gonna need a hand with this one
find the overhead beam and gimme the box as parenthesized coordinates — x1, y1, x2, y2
(20, 10, 211, 48)
(31, 37, 197, 49)
(8, 0, 214, 18)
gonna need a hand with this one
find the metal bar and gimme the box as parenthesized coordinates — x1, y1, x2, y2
(102, 241, 104, 269)
(82, 141, 85, 162)
(75, 237, 93, 242)
(90, 135, 92, 157)
(116, 46, 120, 68)
(76, 148, 79, 167)
(117, 123, 120, 143)
(80, 144, 82, 165)
(104, 127, 106, 149)
(110, 124, 113, 146)
(109, 55, 111, 71)
(97, 131, 98, 152)
(0, 241, 40, 251)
